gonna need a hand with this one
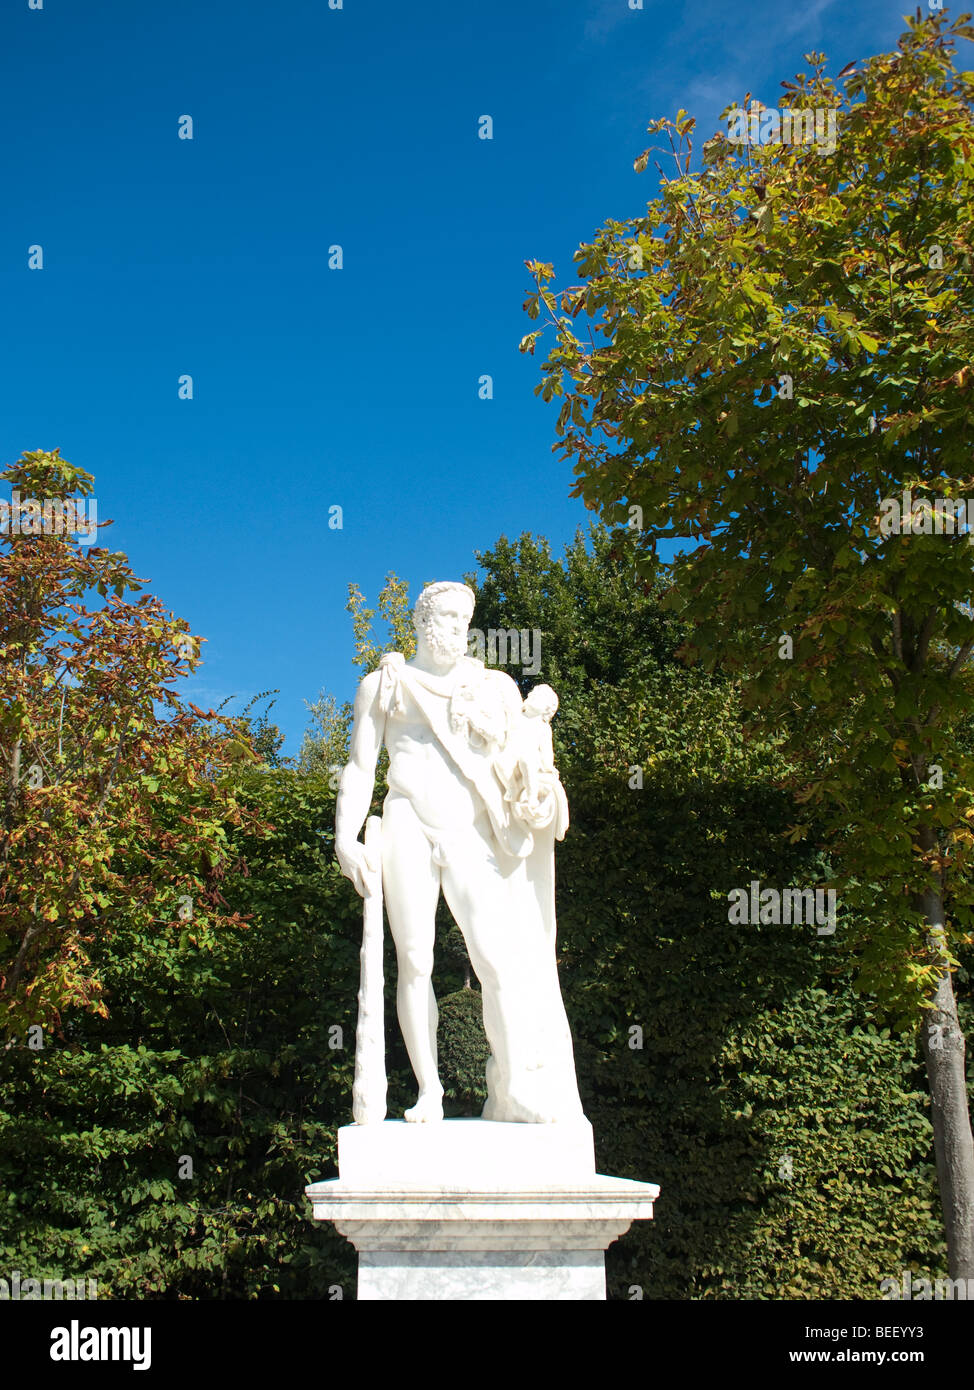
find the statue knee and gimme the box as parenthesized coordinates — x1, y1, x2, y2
(400, 945, 435, 980)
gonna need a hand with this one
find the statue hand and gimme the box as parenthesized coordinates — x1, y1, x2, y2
(336, 839, 380, 898)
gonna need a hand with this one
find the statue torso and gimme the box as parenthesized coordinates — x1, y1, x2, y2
(383, 662, 484, 829)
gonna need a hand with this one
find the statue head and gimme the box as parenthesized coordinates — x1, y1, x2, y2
(524, 684, 558, 721)
(413, 582, 476, 668)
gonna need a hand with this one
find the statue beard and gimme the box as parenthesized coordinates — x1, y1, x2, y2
(423, 622, 468, 665)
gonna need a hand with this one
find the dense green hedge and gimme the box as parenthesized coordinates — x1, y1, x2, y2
(1, 527, 968, 1298)
(471, 529, 960, 1299)
(557, 698, 947, 1298)
(0, 771, 363, 1298)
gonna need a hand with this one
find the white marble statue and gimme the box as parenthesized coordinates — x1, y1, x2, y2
(335, 581, 585, 1125)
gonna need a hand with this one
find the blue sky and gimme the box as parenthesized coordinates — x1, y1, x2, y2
(1, 0, 930, 753)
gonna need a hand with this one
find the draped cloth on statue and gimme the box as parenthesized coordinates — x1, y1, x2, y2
(377, 652, 585, 1122)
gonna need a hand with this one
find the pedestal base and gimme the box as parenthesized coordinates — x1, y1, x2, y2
(359, 1249, 607, 1300)
(305, 1119, 659, 1301)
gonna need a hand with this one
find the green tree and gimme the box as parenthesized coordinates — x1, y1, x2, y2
(522, 13, 974, 1274)
(0, 765, 365, 1298)
(3, 523, 953, 1297)
(299, 575, 415, 775)
(230, 691, 288, 769)
(0, 450, 261, 1041)
(471, 526, 952, 1296)
(346, 575, 415, 674)
(299, 693, 352, 777)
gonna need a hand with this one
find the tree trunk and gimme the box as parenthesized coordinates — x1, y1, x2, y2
(918, 882, 974, 1279)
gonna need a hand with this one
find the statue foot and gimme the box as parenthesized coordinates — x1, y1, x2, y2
(404, 1091, 444, 1123)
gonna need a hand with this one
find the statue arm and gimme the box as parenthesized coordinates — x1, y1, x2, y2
(335, 670, 384, 896)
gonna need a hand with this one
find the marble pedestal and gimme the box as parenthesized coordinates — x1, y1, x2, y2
(305, 1119, 659, 1300)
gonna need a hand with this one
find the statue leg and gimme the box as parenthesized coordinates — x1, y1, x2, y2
(440, 827, 555, 1123)
(382, 797, 443, 1122)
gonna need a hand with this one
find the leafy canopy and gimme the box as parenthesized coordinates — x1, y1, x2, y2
(0, 450, 263, 1040)
(521, 13, 974, 1020)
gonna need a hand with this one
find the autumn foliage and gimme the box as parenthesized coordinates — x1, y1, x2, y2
(0, 449, 263, 1040)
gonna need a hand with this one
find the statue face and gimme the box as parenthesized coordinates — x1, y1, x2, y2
(526, 689, 557, 720)
(423, 595, 471, 664)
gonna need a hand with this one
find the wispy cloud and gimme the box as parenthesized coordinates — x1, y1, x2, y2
(778, 0, 837, 40)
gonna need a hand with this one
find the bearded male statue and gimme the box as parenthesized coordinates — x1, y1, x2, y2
(335, 581, 585, 1125)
